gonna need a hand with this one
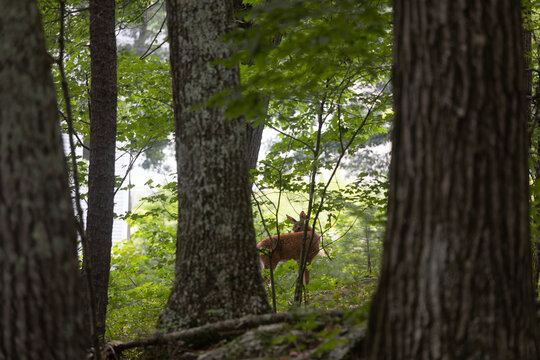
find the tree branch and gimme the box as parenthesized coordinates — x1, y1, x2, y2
(267, 124, 316, 154)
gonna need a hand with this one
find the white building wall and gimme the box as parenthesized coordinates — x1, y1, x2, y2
(113, 152, 130, 243)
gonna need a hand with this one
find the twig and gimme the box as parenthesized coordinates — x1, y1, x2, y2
(59, 110, 90, 150)
(140, 15, 168, 60)
(292, 79, 390, 306)
(116, 0, 161, 30)
(324, 213, 363, 247)
(113, 145, 147, 196)
(294, 94, 326, 306)
(268, 124, 315, 154)
(252, 192, 278, 312)
(314, 79, 391, 222)
(252, 137, 294, 311)
(140, 38, 168, 60)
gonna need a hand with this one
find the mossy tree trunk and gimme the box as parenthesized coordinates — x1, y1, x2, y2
(0, 0, 85, 358)
(524, 0, 540, 293)
(157, 0, 270, 331)
(85, 0, 117, 341)
(367, 0, 539, 358)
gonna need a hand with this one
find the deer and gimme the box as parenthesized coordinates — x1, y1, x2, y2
(257, 211, 320, 285)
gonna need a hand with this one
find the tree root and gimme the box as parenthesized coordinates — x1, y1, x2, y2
(101, 309, 348, 359)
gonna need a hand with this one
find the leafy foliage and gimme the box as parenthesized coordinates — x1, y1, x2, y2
(236, 0, 393, 221)
(229, 0, 394, 308)
(104, 0, 394, 331)
(107, 181, 177, 340)
(38, 0, 540, 349)
(40, 0, 173, 179)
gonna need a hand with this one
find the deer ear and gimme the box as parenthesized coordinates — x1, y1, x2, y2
(300, 211, 307, 219)
(286, 215, 297, 223)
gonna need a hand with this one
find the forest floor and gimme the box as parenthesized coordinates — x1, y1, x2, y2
(103, 283, 373, 360)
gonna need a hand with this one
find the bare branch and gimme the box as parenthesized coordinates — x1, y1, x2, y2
(140, 15, 168, 60)
(267, 124, 315, 154)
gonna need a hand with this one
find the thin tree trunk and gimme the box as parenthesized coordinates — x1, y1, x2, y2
(233, 0, 284, 174)
(86, 0, 117, 341)
(246, 122, 264, 171)
(367, 0, 539, 358)
(364, 220, 371, 274)
(0, 1, 85, 358)
(158, 0, 270, 332)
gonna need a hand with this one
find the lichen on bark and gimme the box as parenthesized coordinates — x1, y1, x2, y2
(157, 0, 270, 332)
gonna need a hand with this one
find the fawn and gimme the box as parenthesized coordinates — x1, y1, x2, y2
(257, 211, 320, 284)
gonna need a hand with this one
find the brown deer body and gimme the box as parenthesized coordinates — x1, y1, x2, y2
(257, 211, 320, 284)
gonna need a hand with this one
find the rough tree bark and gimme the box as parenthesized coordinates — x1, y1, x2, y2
(367, 0, 539, 359)
(0, 0, 85, 358)
(157, 0, 270, 332)
(85, 0, 117, 341)
(246, 122, 265, 172)
(233, 0, 285, 174)
(524, 0, 540, 292)
(232, 0, 265, 172)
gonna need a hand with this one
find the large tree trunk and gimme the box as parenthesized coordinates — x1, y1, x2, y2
(0, 1, 85, 358)
(86, 0, 117, 341)
(367, 0, 539, 358)
(157, 0, 270, 332)
(525, 1, 540, 293)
